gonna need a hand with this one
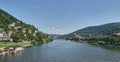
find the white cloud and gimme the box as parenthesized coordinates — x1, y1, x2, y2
(50, 27, 64, 34)
(55, 29, 63, 32)
(51, 27, 56, 30)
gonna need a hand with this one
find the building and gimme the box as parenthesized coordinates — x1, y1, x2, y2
(113, 32, 120, 37)
(9, 22, 16, 27)
(0, 29, 10, 41)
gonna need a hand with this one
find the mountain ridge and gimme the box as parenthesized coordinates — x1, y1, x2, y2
(59, 22, 120, 39)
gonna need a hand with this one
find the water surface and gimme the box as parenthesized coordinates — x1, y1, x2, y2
(1, 40, 120, 62)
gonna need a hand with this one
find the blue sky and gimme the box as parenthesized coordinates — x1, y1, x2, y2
(0, 0, 120, 34)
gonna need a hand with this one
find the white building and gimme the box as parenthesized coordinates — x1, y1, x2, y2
(9, 22, 16, 27)
(0, 33, 3, 37)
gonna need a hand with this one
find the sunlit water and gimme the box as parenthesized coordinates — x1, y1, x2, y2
(1, 39, 120, 62)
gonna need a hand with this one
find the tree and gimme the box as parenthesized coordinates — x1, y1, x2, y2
(36, 32, 42, 41)
(10, 32, 24, 42)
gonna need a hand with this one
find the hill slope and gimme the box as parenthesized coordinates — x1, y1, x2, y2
(60, 22, 120, 39)
(0, 9, 52, 44)
(48, 34, 62, 39)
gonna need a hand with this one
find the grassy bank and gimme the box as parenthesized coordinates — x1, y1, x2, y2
(0, 39, 53, 48)
(0, 41, 33, 48)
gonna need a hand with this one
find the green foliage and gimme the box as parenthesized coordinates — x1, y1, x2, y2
(69, 37, 80, 41)
(0, 9, 53, 44)
(36, 32, 42, 41)
(10, 32, 24, 42)
(82, 36, 120, 45)
(0, 40, 10, 42)
(60, 22, 120, 39)
(26, 33, 35, 40)
(31, 40, 37, 45)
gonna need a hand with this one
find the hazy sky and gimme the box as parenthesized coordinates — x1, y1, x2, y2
(0, 0, 120, 34)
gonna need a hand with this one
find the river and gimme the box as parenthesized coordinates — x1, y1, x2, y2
(1, 39, 120, 62)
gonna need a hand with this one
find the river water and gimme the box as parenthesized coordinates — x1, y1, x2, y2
(1, 39, 120, 62)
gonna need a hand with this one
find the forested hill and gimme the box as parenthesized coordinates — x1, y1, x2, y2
(59, 22, 120, 39)
(0, 9, 52, 44)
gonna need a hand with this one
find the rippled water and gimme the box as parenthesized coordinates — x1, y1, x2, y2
(1, 39, 120, 62)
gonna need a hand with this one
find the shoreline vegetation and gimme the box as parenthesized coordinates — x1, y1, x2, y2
(68, 36, 120, 50)
(0, 39, 53, 56)
(0, 41, 32, 48)
(81, 36, 120, 46)
(0, 37, 53, 48)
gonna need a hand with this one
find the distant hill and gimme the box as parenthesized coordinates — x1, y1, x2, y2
(48, 34, 62, 39)
(59, 22, 120, 39)
(0, 9, 52, 43)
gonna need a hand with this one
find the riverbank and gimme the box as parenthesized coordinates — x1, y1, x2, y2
(81, 40, 120, 49)
(0, 46, 24, 55)
(69, 36, 120, 47)
(83, 40, 120, 51)
(0, 41, 31, 55)
(0, 41, 32, 48)
(0, 39, 53, 56)
(89, 43, 120, 52)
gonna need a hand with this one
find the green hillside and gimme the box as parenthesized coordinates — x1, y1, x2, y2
(0, 9, 52, 46)
(59, 22, 120, 39)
